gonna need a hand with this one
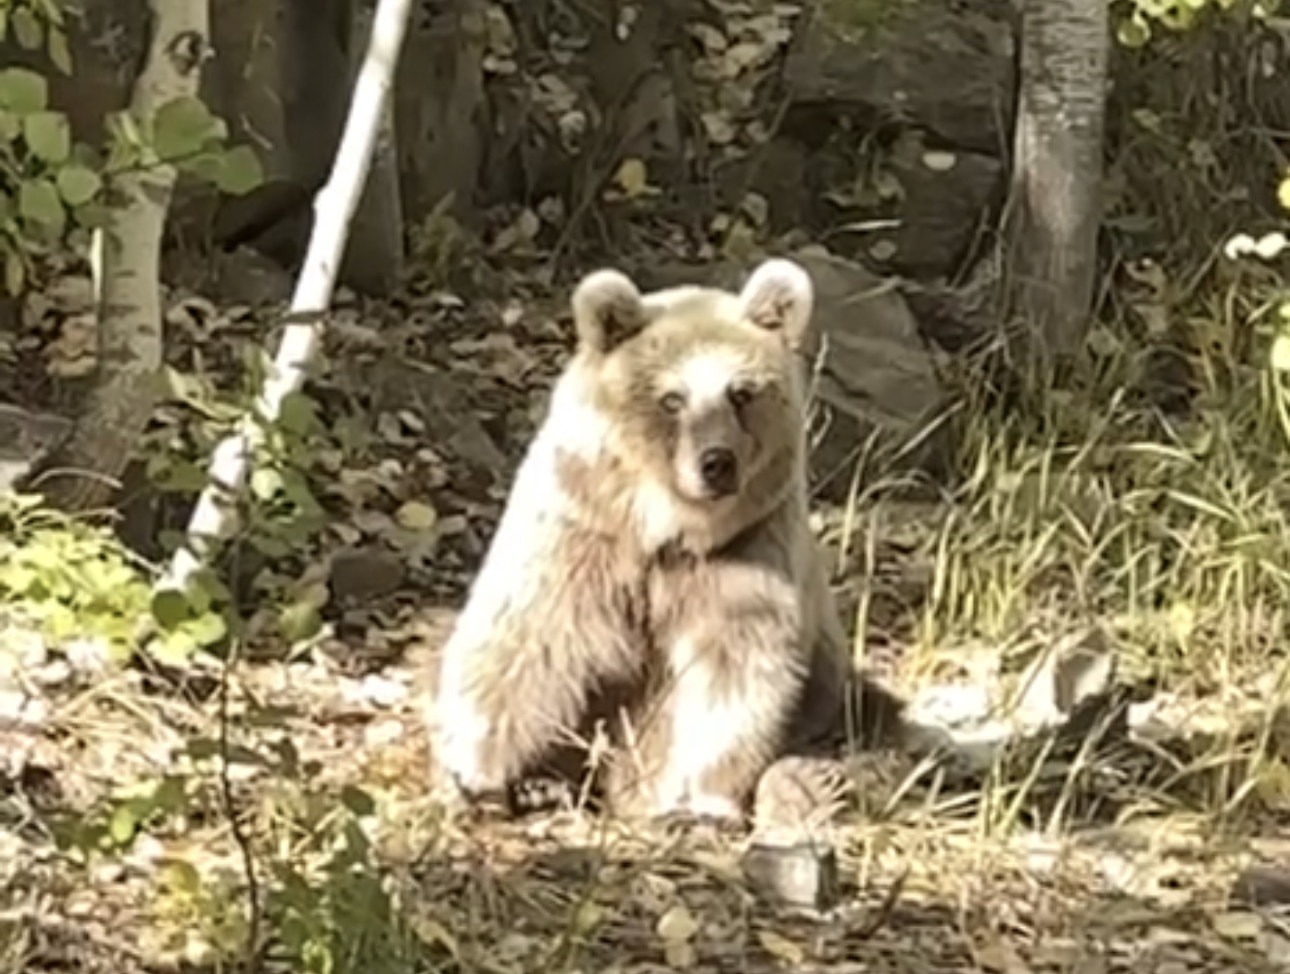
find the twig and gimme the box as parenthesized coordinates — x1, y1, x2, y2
(855, 867, 908, 939)
(216, 638, 264, 967)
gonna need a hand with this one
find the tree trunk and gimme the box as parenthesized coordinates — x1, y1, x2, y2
(339, 0, 406, 295)
(31, 0, 210, 512)
(1004, 0, 1108, 366)
(160, 0, 415, 597)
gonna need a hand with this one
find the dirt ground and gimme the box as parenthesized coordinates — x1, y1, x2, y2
(4, 268, 1290, 974)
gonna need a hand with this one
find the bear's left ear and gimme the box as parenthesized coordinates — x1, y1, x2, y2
(736, 258, 815, 348)
(571, 269, 646, 354)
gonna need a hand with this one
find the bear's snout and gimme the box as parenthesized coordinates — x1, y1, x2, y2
(698, 446, 739, 498)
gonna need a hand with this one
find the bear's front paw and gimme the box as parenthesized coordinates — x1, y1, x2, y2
(509, 776, 577, 815)
(428, 741, 508, 814)
(433, 721, 508, 794)
(430, 764, 509, 816)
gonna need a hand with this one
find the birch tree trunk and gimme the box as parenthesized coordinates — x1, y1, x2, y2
(1004, 0, 1109, 365)
(159, 0, 415, 598)
(32, 2, 210, 512)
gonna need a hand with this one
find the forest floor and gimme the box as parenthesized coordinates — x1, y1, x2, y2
(4, 257, 1290, 974)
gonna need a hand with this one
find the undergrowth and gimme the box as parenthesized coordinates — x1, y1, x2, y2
(5, 18, 1290, 972)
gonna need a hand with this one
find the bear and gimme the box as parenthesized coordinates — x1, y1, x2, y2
(424, 257, 904, 828)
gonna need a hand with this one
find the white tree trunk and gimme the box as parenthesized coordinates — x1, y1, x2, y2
(1005, 0, 1109, 362)
(159, 0, 415, 597)
(34, 1, 209, 511)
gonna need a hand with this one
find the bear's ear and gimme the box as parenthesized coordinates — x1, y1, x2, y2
(571, 269, 646, 353)
(736, 258, 815, 348)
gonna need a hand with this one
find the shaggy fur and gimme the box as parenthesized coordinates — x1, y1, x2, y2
(426, 258, 903, 825)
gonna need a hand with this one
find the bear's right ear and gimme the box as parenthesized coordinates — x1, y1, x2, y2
(571, 269, 646, 353)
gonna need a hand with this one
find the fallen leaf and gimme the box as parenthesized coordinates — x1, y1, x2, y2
(663, 941, 695, 968)
(615, 158, 650, 199)
(973, 934, 1032, 974)
(656, 903, 699, 943)
(756, 929, 805, 965)
(395, 501, 438, 532)
(1212, 910, 1263, 940)
(922, 149, 958, 171)
(1272, 333, 1290, 373)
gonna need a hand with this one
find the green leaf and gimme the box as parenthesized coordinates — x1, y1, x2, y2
(56, 162, 101, 206)
(152, 95, 221, 161)
(250, 467, 284, 501)
(278, 599, 322, 644)
(11, 7, 42, 51)
(18, 178, 65, 233)
(160, 858, 202, 896)
(151, 775, 187, 814)
(47, 27, 73, 75)
(150, 629, 197, 666)
(185, 737, 219, 761)
(71, 202, 110, 230)
(177, 150, 226, 185)
(150, 587, 191, 630)
(0, 109, 19, 142)
(1116, 14, 1151, 49)
(214, 145, 263, 196)
(279, 392, 320, 435)
(108, 801, 140, 846)
(189, 567, 231, 606)
(184, 610, 227, 648)
(4, 250, 24, 297)
(1271, 333, 1290, 373)
(23, 111, 70, 163)
(338, 785, 376, 817)
(0, 67, 48, 114)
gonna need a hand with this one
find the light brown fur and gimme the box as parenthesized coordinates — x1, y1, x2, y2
(426, 259, 902, 825)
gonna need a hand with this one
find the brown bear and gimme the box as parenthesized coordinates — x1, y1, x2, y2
(425, 257, 903, 828)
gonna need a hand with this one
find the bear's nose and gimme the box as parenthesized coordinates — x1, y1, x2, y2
(698, 447, 738, 496)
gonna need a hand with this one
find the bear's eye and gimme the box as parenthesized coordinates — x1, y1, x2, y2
(659, 391, 685, 414)
(728, 385, 755, 409)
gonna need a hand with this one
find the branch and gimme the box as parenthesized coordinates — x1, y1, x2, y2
(156, 0, 415, 596)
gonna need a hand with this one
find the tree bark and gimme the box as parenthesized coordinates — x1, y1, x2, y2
(1004, 0, 1108, 365)
(339, 0, 406, 295)
(31, 2, 210, 512)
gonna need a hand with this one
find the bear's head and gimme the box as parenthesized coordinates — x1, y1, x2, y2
(561, 258, 816, 528)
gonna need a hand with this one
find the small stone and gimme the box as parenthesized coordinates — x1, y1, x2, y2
(328, 547, 406, 602)
(741, 839, 841, 914)
(0, 690, 49, 729)
(1232, 864, 1290, 906)
(63, 636, 112, 678)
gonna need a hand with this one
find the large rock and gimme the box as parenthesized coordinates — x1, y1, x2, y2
(771, 0, 1015, 283)
(789, 248, 951, 495)
(783, 0, 1017, 156)
(873, 137, 1004, 280)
